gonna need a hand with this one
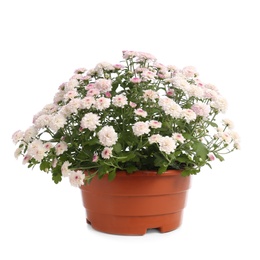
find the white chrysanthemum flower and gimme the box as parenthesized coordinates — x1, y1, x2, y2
(182, 66, 198, 78)
(81, 96, 95, 109)
(210, 96, 228, 113)
(181, 109, 197, 123)
(23, 126, 38, 143)
(61, 161, 71, 177)
(158, 136, 176, 154)
(69, 170, 85, 187)
(188, 84, 204, 98)
(112, 94, 128, 107)
(81, 112, 101, 131)
(222, 118, 234, 129)
(49, 114, 66, 132)
(55, 141, 68, 155)
(64, 89, 78, 101)
(143, 90, 159, 101)
(94, 97, 111, 110)
(164, 102, 182, 118)
(94, 78, 112, 93)
(98, 126, 118, 147)
(148, 134, 162, 144)
(12, 130, 24, 144)
(65, 79, 79, 91)
(191, 101, 211, 118)
(27, 139, 46, 162)
(94, 62, 115, 73)
(132, 121, 150, 136)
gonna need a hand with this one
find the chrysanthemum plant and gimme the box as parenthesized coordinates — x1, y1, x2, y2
(12, 51, 240, 187)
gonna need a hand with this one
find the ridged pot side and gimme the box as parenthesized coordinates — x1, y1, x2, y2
(80, 170, 191, 235)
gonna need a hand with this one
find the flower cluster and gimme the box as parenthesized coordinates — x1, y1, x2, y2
(12, 50, 240, 187)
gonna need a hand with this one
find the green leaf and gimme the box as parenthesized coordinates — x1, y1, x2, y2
(40, 161, 50, 171)
(158, 164, 168, 174)
(108, 169, 116, 181)
(52, 173, 62, 184)
(215, 153, 225, 161)
(113, 143, 122, 153)
(126, 165, 138, 173)
(193, 141, 208, 160)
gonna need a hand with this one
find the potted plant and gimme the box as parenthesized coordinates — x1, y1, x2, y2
(12, 50, 240, 235)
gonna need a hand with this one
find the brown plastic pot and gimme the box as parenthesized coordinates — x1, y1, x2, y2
(80, 170, 191, 235)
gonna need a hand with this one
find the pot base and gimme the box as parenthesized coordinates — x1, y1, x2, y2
(85, 211, 183, 235)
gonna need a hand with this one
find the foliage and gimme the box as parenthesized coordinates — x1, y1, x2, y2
(12, 51, 240, 187)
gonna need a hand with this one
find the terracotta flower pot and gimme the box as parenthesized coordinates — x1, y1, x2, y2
(80, 170, 191, 235)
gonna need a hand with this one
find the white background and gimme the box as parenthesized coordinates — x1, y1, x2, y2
(1, 0, 259, 259)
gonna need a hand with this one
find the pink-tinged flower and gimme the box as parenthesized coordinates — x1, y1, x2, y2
(158, 136, 176, 154)
(81, 112, 101, 131)
(74, 67, 87, 74)
(101, 147, 113, 159)
(166, 89, 174, 97)
(87, 88, 100, 96)
(69, 170, 85, 187)
(130, 101, 137, 108)
(81, 96, 95, 109)
(181, 109, 197, 123)
(130, 77, 141, 84)
(64, 90, 78, 101)
(94, 78, 112, 93)
(113, 64, 124, 70)
(81, 75, 91, 81)
(112, 94, 128, 107)
(149, 120, 162, 129)
(132, 121, 150, 136)
(143, 90, 159, 101)
(92, 153, 99, 162)
(208, 153, 215, 161)
(85, 83, 95, 90)
(141, 70, 156, 80)
(94, 97, 111, 110)
(61, 161, 71, 177)
(172, 133, 185, 143)
(134, 108, 147, 118)
(148, 134, 162, 144)
(62, 98, 82, 115)
(191, 101, 210, 118)
(44, 142, 53, 151)
(122, 50, 138, 59)
(98, 126, 118, 147)
(218, 131, 232, 144)
(55, 141, 68, 155)
(22, 154, 32, 164)
(182, 66, 198, 78)
(136, 51, 156, 61)
(105, 92, 112, 98)
(12, 130, 24, 144)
